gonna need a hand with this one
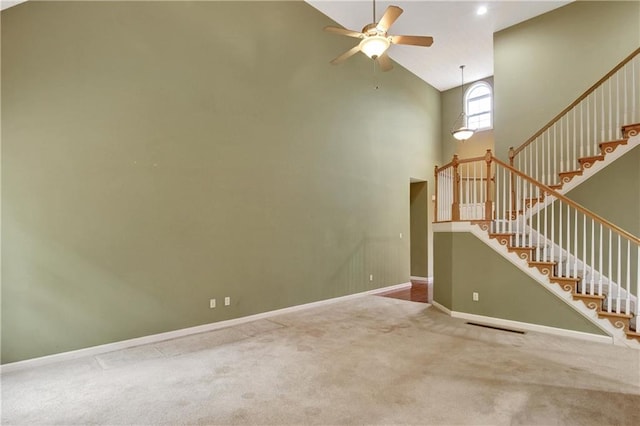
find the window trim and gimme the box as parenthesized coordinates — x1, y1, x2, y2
(464, 81, 493, 131)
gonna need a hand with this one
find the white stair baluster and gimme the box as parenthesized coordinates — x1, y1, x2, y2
(599, 85, 604, 150)
(572, 108, 576, 169)
(508, 167, 512, 236)
(581, 211, 586, 290)
(558, 199, 563, 277)
(553, 124, 557, 185)
(580, 102, 584, 158)
(598, 225, 603, 297)
(565, 114, 576, 172)
(626, 239, 631, 316)
(608, 79, 613, 141)
(590, 218, 595, 295)
(502, 167, 507, 233)
(543, 191, 548, 262)
(615, 72, 619, 138)
(573, 209, 578, 280)
(519, 177, 524, 247)
(536, 187, 541, 260)
(528, 181, 533, 248)
(566, 204, 571, 278)
(608, 229, 612, 313)
(616, 234, 621, 314)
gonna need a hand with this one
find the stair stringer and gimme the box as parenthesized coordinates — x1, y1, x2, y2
(522, 134, 640, 215)
(513, 224, 637, 307)
(557, 134, 639, 194)
(434, 221, 639, 349)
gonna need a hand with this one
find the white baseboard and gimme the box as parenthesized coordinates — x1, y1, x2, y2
(1, 282, 411, 374)
(431, 301, 611, 344)
(452, 311, 613, 344)
(431, 300, 451, 315)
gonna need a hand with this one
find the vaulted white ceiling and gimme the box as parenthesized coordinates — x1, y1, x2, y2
(307, 0, 571, 91)
(0, 0, 27, 11)
(2, 0, 571, 92)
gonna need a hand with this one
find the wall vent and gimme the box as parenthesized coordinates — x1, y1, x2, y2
(465, 322, 525, 334)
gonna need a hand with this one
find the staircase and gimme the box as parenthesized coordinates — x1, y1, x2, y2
(486, 218, 639, 343)
(434, 48, 640, 347)
(508, 47, 640, 193)
(436, 151, 640, 346)
(518, 122, 639, 194)
(553, 123, 639, 191)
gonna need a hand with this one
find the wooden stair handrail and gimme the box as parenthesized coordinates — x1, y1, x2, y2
(491, 155, 640, 245)
(435, 154, 489, 173)
(510, 47, 640, 159)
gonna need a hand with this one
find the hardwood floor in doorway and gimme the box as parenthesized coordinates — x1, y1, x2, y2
(377, 282, 428, 303)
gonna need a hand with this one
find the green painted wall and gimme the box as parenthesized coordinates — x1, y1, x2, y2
(566, 145, 640, 237)
(440, 76, 494, 163)
(433, 232, 453, 308)
(1, 1, 441, 363)
(494, 1, 640, 161)
(434, 232, 606, 335)
(409, 182, 428, 278)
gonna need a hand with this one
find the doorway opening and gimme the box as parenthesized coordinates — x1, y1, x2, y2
(409, 180, 430, 303)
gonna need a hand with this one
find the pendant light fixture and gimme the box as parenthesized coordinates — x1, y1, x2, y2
(451, 65, 474, 141)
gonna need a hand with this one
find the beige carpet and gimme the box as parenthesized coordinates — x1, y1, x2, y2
(2, 295, 639, 425)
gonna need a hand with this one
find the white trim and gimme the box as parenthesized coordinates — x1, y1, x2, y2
(415, 300, 611, 344)
(464, 81, 493, 131)
(450, 311, 613, 345)
(410, 276, 433, 284)
(410, 276, 434, 284)
(377, 282, 412, 292)
(433, 221, 471, 233)
(1, 282, 411, 374)
(431, 300, 452, 315)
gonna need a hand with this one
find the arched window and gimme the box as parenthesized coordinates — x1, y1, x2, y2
(465, 81, 492, 131)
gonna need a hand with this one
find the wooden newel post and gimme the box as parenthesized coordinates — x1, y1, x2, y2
(434, 165, 439, 222)
(451, 155, 460, 221)
(484, 149, 493, 220)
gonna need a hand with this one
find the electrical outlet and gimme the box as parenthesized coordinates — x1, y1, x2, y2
(224, 297, 231, 306)
(209, 299, 216, 309)
(369, 274, 373, 282)
(472, 292, 479, 302)
(399, 233, 403, 239)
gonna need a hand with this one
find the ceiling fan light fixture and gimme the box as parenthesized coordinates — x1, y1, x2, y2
(359, 35, 390, 59)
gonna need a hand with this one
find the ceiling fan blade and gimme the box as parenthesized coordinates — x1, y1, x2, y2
(377, 6, 403, 32)
(324, 25, 364, 39)
(391, 35, 434, 47)
(330, 44, 362, 65)
(377, 53, 393, 72)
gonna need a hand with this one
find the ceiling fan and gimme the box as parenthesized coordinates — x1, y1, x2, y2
(324, 1, 433, 72)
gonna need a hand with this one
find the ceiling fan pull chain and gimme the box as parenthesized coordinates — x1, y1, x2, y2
(373, 60, 379, 90)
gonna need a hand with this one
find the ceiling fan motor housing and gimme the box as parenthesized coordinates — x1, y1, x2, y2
(324, 5, 433, 71)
